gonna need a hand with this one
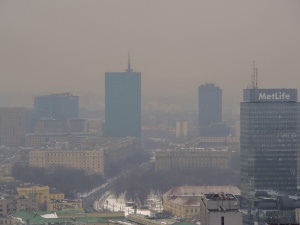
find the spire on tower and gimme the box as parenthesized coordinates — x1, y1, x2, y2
(126, 52, 133, 72)
(251, 60, 258, 89)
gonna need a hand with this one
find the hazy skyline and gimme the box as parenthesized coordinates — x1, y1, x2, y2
(1, 0, 300, 109)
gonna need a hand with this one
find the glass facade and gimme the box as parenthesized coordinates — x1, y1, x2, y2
(240, 89, 300, 197)
(105, 72, 141, 138)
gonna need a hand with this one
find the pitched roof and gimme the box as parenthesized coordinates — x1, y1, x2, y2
(169, 197, 200, 207)
(164, 186, 240, 197)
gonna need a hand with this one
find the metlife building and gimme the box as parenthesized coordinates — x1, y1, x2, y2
(240, 88, 300, 197)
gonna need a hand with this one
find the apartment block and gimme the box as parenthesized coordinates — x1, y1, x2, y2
(29, 137, 140, 176)
(155, 147, 231, 172)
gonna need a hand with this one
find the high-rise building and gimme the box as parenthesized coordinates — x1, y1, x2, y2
(104, 58, 141, 138)
(198, 83, 228, 136)
(33, 93, 79, 123)
(240, 88, 300, 197)
(0, 107, 28, 147)
(176, 120, 193, 138)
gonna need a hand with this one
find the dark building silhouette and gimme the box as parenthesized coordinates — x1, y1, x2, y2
(32, 93, 79, 130)
(240, 88, 300, 197)
(0, 107, 28, 147)
(198, 83, 228, 136)
(104, 58, 141, 138)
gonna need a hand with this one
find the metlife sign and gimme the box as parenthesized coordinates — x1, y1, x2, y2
(243, 89, 297, 102)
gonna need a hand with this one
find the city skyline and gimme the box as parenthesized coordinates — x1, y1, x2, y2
(2, 1, 300, 224)
(1, 1, 300, 109)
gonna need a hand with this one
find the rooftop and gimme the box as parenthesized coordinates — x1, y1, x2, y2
(169, 197, 200, 207)
(164, 186, 240, 197)
(204, 193, 236, 201)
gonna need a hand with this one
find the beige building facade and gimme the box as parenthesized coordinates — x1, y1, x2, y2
(176, 121, 193, 138)
(17, 186, 64, 205)
(162, 186, 240, 220)
(29, 149, 104, 175)
(155, 147, 231, 172)
(29, 138, 141, 176)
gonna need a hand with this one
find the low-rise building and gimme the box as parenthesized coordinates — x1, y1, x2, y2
(47, 199, 83, 211)
(184, 136, 239, 149)
(0, 216, 22, 225)
(66, 118, 86, 133)
(11, 210, 125, 225)
(17, 186, 64, 205)
(25, 134, 46, 149)
(242, 192, 300, 225)
(155, 147, 231, 172)
(25, 133, 77, 149)
(85, 119, 103, 135)
(34, 118, 63, 133)
(200, 193, 242, 225)
(29, 137, 141, 176)
(0, 196, 38, 216)
(29, 149, 104, 175)
(162, 186, 240, 219)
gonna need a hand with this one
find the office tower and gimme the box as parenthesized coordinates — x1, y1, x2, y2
(105, 58, 141, 138)
(198, 83, 228, 136)
(240, 88, 300, 197)
(176, 120, 193, 138)
(33, 93, 79, 123)
(0, 107, 28, 147)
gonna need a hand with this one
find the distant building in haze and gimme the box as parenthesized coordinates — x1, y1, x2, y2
(0, 107, 28, 147)
(33, 93, 79, 123)
(155, 147, 231, 172)
(240, 88, 300, 197)
(198, 83, 228, 136)
(104, 56, 141, 138)
(29, 137, 140, 176)
(176, 120, 193, 138)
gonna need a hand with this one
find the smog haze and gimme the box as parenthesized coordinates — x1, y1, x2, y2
(0, 0, 300, 109)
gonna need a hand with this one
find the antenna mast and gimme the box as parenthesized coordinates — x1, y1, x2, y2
(252, 61, 258, 89)
(126, 52, 133, 72)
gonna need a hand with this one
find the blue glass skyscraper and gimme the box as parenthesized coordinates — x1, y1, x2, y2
(104, 59, 141, 138)
(240, 88, 300, 197)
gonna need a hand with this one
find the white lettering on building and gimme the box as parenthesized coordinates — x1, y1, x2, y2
(258, 92, 291, 101)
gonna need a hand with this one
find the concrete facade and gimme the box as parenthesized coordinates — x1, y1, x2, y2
(200, 193, 242, 225)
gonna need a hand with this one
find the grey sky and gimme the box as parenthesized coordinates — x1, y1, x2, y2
(0, 0, 300, 108)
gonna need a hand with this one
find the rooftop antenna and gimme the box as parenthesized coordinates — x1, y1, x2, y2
(126, 52, 133, 72)
(251, 60, 258, 89)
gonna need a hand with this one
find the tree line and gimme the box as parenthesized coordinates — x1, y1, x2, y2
(113, 164, 239, 205)
(12, 163, 104, 198)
